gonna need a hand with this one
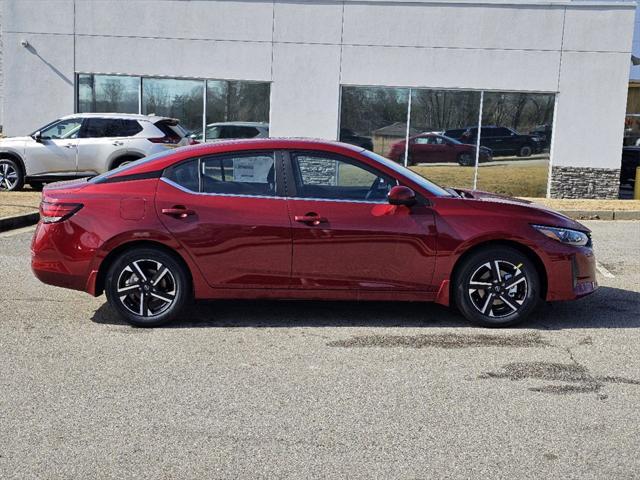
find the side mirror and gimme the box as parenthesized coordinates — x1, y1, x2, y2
(32, 131, 42, 143)
(387, 185, 416, 206)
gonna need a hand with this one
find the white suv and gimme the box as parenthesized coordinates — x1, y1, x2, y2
(0, 113, 191, 191)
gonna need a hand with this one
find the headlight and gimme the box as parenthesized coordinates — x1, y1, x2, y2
(532, 225, 590, 246)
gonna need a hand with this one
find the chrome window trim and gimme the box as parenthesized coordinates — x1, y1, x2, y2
(286, 196, 387, 205)
(161, 177, 389, 205)
(160, 177, 282, 200)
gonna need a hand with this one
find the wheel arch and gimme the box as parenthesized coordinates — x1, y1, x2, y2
(109, 154, 145, 170)
(449, 239, 548, 308)
(0, 151, 26, 177)
(95, 240, 194, 297)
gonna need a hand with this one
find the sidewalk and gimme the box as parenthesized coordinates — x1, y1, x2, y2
(521, 198, 640, 220)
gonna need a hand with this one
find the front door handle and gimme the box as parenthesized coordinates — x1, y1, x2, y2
(64, 144, 76, 149)
(294, 213, 328, 226)
(162, 206, 196, 219)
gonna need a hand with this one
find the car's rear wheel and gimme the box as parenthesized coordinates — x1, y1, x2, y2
(454, 246, 540, 327)
(0, 159, 24, 191)
(105, 247, 190, 327)
(457, 153, 474, 166)
(518, 145, 533, 157)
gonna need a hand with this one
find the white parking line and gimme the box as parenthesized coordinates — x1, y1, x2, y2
(596, 262, 615, 279)
(0, 225, 36, 238)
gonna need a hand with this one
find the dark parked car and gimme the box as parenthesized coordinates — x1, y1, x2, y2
(388, 133, 492, 166)
(339, 128, 373, 151)
(621, 146, 640, 186)
(529, 124, 552, 149)
(444, 126, 543, 157)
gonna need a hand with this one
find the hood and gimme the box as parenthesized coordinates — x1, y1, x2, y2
(453, 188, 589, 232)
(0, 136, 30, 144)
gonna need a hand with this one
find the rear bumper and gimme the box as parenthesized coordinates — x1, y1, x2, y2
(31, 222, 95, 293)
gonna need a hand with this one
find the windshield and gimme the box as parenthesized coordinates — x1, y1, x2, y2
(88, 149, 177, 183)
(442, 135, 462, 145)
(361, 150, 454, 197)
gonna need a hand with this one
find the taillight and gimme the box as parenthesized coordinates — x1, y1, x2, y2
(40, 201, 83, 223)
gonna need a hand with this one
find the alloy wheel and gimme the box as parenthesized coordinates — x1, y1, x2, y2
(0, 162, 19, 191)
(467, 260, 528, 318)
(116, 259, 177, 317)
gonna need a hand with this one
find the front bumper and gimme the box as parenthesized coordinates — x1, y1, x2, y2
(545, 245, 598, 301)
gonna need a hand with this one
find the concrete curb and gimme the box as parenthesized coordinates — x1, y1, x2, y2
(558, 210, 640, 221)
(0, 212, 39, 232)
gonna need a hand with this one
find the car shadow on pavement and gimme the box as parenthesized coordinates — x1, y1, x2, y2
(90, 286, 640, 330)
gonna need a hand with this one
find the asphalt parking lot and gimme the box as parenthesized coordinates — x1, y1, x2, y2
(1, 221, 639, 479)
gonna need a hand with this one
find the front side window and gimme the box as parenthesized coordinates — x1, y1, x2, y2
(291, 153, 395, 201)
(40, 119, 83, 140)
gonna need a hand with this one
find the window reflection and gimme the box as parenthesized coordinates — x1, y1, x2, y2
(407, 89, 482, 190)
(339, 86, 409, 156)
(77, 74, 139, 114)
(142, 78, 204, 132)
(477, 92, 554, 197)
(339, 86, 555, 197)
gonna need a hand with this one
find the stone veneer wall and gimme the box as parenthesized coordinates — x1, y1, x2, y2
(549, 166, 620, 199)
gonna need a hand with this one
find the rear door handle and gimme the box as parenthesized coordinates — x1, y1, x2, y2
(162, 206, 196, 219)
(64, 144, 76, 149)
(112, 141, 124, 146)
(294, 213, 328, 226)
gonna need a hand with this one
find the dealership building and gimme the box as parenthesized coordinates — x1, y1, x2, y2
(1, 0, 636, 198)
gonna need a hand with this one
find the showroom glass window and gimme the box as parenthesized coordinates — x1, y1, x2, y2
(339, 86, 555, 197)
(77, 74, 139, 114)
(476, 92, 555, 197)
(339, 86, 409, 158)
(77, 73, 271, 141)
(142, 78, 204, 133)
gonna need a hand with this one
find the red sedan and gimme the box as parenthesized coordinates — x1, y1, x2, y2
(31, 139, 597, 327)
(389, 133, 492, 166)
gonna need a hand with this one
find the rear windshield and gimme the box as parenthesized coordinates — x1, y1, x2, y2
(155, 120, 185, 141)
(88, 149, 176, 183)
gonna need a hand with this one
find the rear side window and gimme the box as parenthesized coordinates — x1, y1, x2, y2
(163, 152, 276, 197)
(164, 159, 200, 192)
(201, 153, 275, 196)
(82, 118, 142, 138)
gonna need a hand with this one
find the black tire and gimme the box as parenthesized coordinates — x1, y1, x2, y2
(105, 247, 191, 327)
(111, 156, 141, 170)
(518, 145, 533, 157)
(457, 153, 474, 166)
(454, 246, 540, 328)
(0, 158, 25, 191)
(29, 181, 45, 191)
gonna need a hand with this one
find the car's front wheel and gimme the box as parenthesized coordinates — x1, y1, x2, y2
(0, 159, 24, 191)
(454, 246, 540, 327)
(105, 247, 191, 327)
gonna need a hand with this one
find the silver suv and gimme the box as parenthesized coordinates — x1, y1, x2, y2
(0, 113, 191, 191)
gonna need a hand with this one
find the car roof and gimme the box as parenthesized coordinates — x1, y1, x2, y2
(60, 113, 175, 123)
(108, 138, 364, 176)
